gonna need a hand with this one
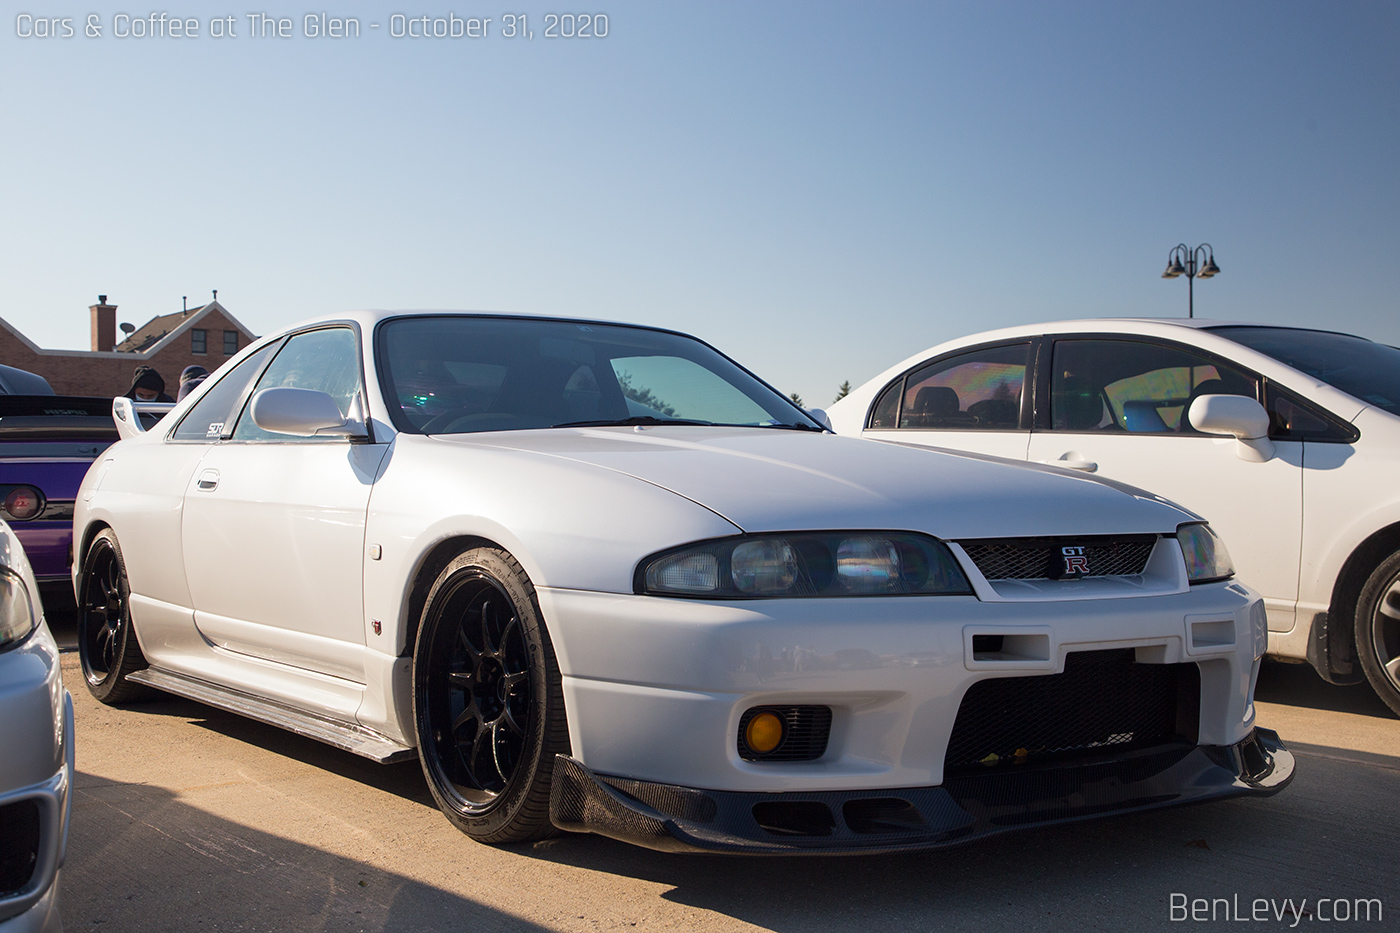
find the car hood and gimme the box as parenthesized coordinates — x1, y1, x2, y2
(433, 427, 1195, 539)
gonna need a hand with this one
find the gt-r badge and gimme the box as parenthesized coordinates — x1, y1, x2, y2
(1061, 546, 1089, 577)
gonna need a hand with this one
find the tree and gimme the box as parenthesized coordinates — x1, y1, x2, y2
(789, 391, 804, 408)
(616, 372, 677, 416)
(832, 380, 851, 404)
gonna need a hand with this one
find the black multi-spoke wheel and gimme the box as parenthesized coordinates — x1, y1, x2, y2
(77, 529, 150, 704)
(413, 547, 568, 842)
(1356, 551, 1400, 717)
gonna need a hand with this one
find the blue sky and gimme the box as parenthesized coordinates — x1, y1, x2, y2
(2, 1, 1396, 406)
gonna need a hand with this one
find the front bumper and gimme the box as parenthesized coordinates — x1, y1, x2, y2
(550, 727, 1293, 855)
(0, 624, 73, 928)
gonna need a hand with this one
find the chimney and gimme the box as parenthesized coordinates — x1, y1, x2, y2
(90, 295, 117, 351)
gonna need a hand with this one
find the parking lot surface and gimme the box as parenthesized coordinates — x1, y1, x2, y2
(48, 613, 1399, 933)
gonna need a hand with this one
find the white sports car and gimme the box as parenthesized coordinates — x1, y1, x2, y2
(0, 524, 72, 933)
(74, 311, 1290, 853)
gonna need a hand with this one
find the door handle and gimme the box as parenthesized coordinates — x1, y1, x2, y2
(1040, 452, 1098, 473)
(196, 469, 220, 491)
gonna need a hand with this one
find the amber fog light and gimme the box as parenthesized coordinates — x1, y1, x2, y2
(2, 487, 42, 521)
(738, 706, 833, 761)
(744, 711, 784, 755)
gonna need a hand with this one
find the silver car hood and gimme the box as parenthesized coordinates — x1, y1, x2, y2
(434, 427, 1196, 540)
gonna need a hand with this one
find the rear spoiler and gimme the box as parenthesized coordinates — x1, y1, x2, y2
(112, 398, 176, 441)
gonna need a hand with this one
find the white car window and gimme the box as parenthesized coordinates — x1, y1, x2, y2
(230, 327, 362, 442)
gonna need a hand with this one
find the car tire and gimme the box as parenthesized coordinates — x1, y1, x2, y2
(1355, 550, 1400, 717)
(412, 546, 569, 843)
(76, 529, 151, 704)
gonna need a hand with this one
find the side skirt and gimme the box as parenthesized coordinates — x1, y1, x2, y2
(126, 667, 417, 764)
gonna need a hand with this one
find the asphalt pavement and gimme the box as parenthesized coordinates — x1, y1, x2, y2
(45, 611, 1400, 932)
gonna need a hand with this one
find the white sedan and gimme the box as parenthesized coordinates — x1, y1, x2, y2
(75, 311, 1290, 853)
(828, 318, 1400, 715)
(0, 524, 72, 933)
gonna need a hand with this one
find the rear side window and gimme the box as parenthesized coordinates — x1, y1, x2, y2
(868, 343, 1029, 431)
(171, 343, 277, 441)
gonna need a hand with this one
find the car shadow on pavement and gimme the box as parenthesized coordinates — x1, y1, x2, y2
(522, 750, 1399, 933)
(184, 704, 438, 808)
(1255, 658, 1395, 718)
(64, 773, 552, 933)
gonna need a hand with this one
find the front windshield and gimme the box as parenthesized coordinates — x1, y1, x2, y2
(1209, 326, 1400, 417)
(377, 316, 819, 434)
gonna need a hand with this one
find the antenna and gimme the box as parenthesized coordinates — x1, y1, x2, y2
(120, 322, 135, 334)
(183, 296, 188, 313)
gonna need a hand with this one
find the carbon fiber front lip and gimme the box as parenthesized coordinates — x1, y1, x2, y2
(548, 728, 1293, 855)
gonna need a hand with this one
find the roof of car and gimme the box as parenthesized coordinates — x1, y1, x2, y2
(254, 309, 667, 343)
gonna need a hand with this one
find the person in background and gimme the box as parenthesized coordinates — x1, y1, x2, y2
(177, 365, 209, 401)
(123, 365, 174, 402)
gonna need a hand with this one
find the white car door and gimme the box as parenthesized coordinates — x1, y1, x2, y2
(181, 326, 388, 683)
(859, 340, 1034, 461)
(1024, 336, 1303, 632)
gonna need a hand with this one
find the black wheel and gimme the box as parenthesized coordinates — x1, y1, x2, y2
(1356, 550, 1400, 717)
(76, 529, 151, 704)
(412, 547, 569, 843)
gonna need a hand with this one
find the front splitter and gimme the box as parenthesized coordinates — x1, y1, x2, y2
(548, 728, 1293, 855)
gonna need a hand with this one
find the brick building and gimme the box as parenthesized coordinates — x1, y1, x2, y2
(0, 296, 258, 397)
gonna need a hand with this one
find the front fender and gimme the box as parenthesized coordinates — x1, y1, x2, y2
(362, 434, 741, 656)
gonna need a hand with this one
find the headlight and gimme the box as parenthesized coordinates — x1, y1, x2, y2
(0, 568, 36, 651)
(638, 532, 973, 598)
(1176, 523, 1235, 583)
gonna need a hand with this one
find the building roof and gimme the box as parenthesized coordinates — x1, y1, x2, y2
(114, 300, 256, 353)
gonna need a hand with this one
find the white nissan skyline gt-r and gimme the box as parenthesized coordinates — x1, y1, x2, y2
(74, 311, 1291, 854)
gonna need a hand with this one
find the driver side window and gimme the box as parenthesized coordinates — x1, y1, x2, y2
(230, 327, 363, 442)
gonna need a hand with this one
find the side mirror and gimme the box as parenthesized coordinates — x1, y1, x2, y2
(806, 407, 834, 432)
(1187, 394, 1275, 463)
(251, 387, 367, 439)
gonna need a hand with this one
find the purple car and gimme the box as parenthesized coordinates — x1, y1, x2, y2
(0, 395, 123, 595)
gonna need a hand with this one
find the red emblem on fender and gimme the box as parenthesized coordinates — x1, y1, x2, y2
(372, 619, 382, 635)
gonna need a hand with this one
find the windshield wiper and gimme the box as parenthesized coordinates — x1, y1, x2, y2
(551, 416, 713, 428)
(757, 421, 826, 431)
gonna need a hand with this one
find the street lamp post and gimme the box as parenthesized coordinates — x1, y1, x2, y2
(1160, 243, 1220, 318)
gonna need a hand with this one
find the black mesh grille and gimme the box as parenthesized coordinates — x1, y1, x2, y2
(0, 799, 40, 896)
(738, 706, 832, 761)
(944, 649, 1199, 772)
(960, 535, 1158, 580)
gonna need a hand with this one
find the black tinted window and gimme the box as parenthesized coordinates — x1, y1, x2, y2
(377, 317, 814, 434)
(889, 343, 1029, 430)
(1209, 326, 1400, 417)
(1050, 339, 1258, 434)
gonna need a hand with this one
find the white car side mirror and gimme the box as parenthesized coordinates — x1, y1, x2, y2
(806, 408, 834, 432)
(1187, 394, 1276, 463)
(251, 387, 367, 439)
